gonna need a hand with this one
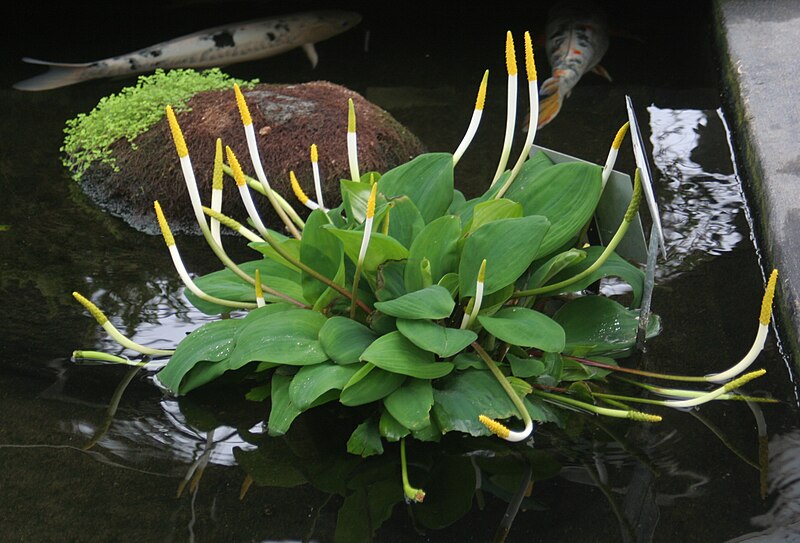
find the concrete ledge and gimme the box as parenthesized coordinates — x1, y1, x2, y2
(713, 0, 800, 365)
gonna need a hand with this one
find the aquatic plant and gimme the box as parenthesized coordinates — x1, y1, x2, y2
(61, 68, 258, 180)
(72, 31, 779, 505)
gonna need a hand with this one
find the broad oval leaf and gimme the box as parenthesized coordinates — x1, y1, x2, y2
(324, 226, 409, 272)
(229, 308, 328, 366)
(385, 195, 425, 248)
(396, 318, 477, 358)
(373, 285, 455, 320)
(319, 316, 377, 365)
(267, 373, 302, 436)
(340, 365, 406, 406)
(383, 378, 434, 431)
(379, 410, 411, 441)
(360, 331, 454, 379)
(376, 153, 455, 223)
(289, 362, 361, 409)
(459, 215, 551, 297)
(478, 306, 566, 352)
(553, 295, 661, 358)
(463, 198, 523, 234)
(300, 209, 344, 305)
(405, 215, 462, 292)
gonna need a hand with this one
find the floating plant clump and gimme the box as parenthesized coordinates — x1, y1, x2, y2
(72, 31, 779, 505)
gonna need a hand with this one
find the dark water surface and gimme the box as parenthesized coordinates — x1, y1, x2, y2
(2, 1, 799, 542)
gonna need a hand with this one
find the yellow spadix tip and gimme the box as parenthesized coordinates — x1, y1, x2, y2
(479, 415, 511, 439)
(255, 269, 263, 299)
(760, 269, 778, 325)
(366, 182, 378, 219)
(212, 138, 224, 190)
(476, 70, 489, 110)
(625, 169, 643, 222)
(233, 84, 253, 126)
(202, 206, 243, 231)
(478, 259, 487, 283)
(612, 122, 630, 150)
(165, 105, 188, 158)
(154, 200, 175, 247)
(72, 291, 108, 325)
(225, 146, 247, 187)
(628, 411, 662, 423)
(289, 171, 309, 204)
(505, 31, 518, 76)
(348, 98, 356, 133)
(724, 369, 767, 392)
(310, 143, 319, 163)
(524, 31, 536, 81)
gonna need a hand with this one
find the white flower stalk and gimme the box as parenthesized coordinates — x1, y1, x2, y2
(154, 201, 257, 310)
(201, 206, 265, 243)
(227, 166, 305, 229)
(479, 414, 534, 443)
(254, 269, 266, 308)
(72, 292, 174, 356)
(225, 145, 271, 238)
(310, 144, 327, 210)
(601, 122, 630, 189)
(496, 31, 538, 199)
(289, 170, 320, 210)
(233, 84, 301, 239)
(705, 269, 778, 383)
(347, 98, 361, 182)
(165, 105, 207, 231)
(453, 69, 489, 166)
(350, 182, 378, 318)
(210, 138, 225, 249)
(490, 31, 519, 187)
(461, 259, 487, 329)
(661, 369, 767, 408)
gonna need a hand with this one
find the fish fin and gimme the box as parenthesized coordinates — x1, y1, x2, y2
(302, 43, 319, 69)
(538, 91, 563, 129)
(592, 64, 613, 82)
(13, 59, 91, 91)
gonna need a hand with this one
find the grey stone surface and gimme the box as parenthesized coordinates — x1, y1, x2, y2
(714, 0, 800, 364)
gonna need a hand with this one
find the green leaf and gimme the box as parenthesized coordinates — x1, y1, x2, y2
(463, 198, 523, 234)
(478, 306, 566, 352)
(376, 153, 454, 223)
(156, 318, 243, 394)
(383, 378, 434, 431)
(288, 362, 361, 409)
(379, 409, 411, 441)
(267, 373, 302, 436)
(346, 419, 384, 457)
(229, 308, 328, 367)
(510, 162, 603, 257)
(405, 215, 462, 292)
(396, 318, 476, 358)
(324, 226, 409, 272)
(372, 260, 407, 302)
(360, 331, 455, 379)
(384, 195, 425, 248)
(527, 248, 587, 290)
(373, 285, 455, 320)
(340, 364, 406, 406)
(459, 215, 550, 297)
(249, 237, 302, 272)
(553, 295, 661, 358)
(300, 209, 344, 305)
(319, 316, 377, 365)
(507, 353, 546, 378)
(340, 179, 373, 224)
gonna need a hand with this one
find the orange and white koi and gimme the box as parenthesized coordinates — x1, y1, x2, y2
(538, 1, 611, 128)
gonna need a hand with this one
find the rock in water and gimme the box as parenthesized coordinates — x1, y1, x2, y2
(78, 81, 426, 234)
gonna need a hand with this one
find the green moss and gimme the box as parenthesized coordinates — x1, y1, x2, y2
(61, 68, 258, 181)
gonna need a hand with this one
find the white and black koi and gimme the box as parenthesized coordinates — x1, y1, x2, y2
(538, 1, 611, 128)
(13, 10, 362, 91)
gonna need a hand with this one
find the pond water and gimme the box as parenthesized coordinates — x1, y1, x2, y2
(2, 1, 799, 542)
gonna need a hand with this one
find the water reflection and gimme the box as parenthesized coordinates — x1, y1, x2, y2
(647, 106, 744, 280)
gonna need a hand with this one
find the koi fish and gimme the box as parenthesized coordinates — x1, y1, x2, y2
(13, 10, 362, 91)
(538, 1, 611, 128)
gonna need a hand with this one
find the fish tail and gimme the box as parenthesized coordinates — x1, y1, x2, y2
(13, 58, 91, 91)
(537, 77, 564, 128)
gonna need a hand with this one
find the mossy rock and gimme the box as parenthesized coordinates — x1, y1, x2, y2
(71, 79, 426, 234)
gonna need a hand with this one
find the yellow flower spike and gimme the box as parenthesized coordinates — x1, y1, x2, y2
(479, 415, 511, 439)
(350, 182, 378, 318)
(289, 170, 313, 207)
(706, 270, 778, 383)
(495, 30, 540, 199)
(233, 84, 253, 126)
(201, 206, 265, 243)
(453, 70, 489, 166)
(310, 143, 326, 210)
(366, 180, 377, 219)
(602, 121, 630, 188)
(226, 145, 271, 237)
(254, 268, 265, 308)
(347, 98, 361, 183)
(310, 142, 319, 163)
(165, 105, 188, 158)
(210, 138, 225, 248)
(72, 291, 173, 356)
(490, 32, 519, 186)
(760, 269, 778, 326)
(153, 200, 175, 247)
(225, 146, 247, 187)
(627, 411, 663, 423)
(665, 369, 767, 408)
(212, 139, 224, 191)
(348, 97, 357, 133)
